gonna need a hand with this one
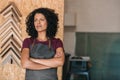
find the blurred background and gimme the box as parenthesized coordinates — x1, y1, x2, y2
(64, 0, 120, 80)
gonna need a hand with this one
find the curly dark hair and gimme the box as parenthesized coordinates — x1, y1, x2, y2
(25, 8, 59, 38)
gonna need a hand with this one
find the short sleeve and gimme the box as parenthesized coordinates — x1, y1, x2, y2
(22, 38, 32, 49)
(55, 38, 63, 49)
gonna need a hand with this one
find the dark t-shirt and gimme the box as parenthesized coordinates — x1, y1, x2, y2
(22, 37, 64, 80)
(22, 37, 63, 52)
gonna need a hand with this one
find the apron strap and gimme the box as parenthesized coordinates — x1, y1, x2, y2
(48, 38, 51, 50)
(31, 38, 51, 50)
(31, 39, 35, 50)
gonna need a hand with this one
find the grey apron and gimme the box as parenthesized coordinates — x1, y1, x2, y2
(25, 40, 58, 80)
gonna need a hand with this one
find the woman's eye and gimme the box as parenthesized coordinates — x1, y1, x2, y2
(34, 18, 46, 22)
(34, 19, 37, 22)
(40, 18, 45, 21)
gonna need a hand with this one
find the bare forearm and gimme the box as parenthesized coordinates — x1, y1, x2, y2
(21, 48, 51, 70)
(30, 48, 65, 68)
(21, 59, 51, 70)
(30, 57, 64, 68)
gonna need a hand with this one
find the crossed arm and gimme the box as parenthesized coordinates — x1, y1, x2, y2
(21, 47, 65, 70)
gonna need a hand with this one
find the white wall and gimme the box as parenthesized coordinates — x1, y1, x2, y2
(63, 28, 76, 56)
(65, 0, 120, 32)
(64, 0, 120, 56)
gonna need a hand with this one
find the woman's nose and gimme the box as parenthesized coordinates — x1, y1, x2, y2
(38, 20, 41, 24)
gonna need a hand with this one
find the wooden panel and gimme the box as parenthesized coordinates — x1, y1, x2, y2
(0, 0, 64, 80)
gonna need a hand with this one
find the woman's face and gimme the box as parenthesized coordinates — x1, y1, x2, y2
(34, 13, 47, 32)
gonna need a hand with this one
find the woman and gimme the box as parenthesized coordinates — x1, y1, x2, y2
(21, 8, 65, 80)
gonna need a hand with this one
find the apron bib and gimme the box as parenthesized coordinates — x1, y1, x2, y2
(25, 40, 58, 80)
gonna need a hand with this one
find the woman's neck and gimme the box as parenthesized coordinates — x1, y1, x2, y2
(37, 32, 48, 41)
